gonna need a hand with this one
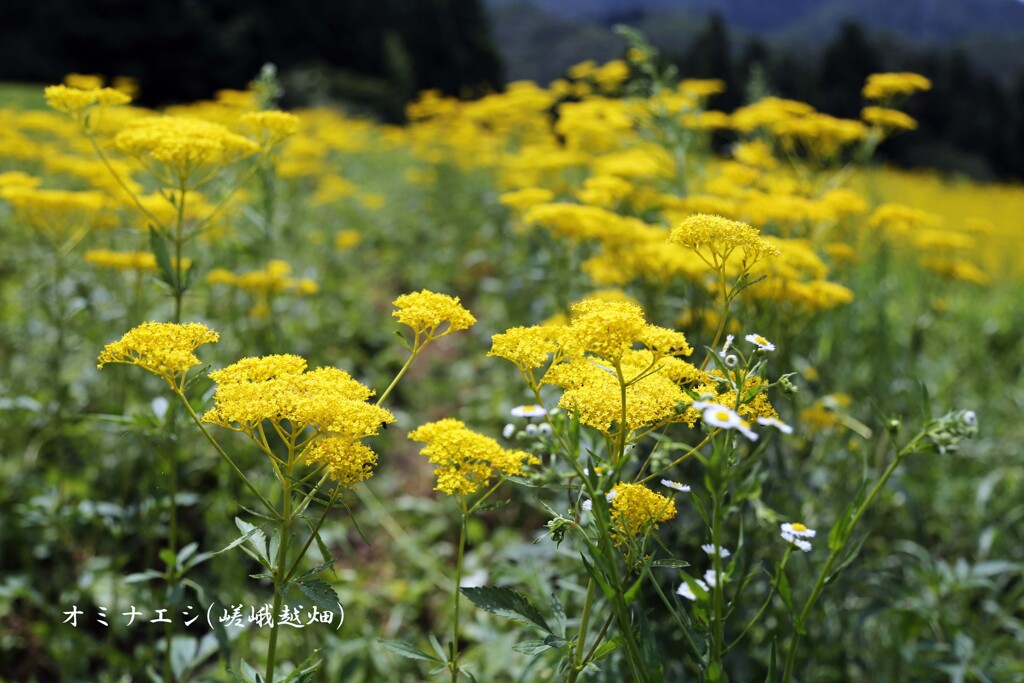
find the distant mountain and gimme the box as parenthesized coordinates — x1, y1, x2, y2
(488, 0, 1024, 39)
(486, 0, 1024, 82)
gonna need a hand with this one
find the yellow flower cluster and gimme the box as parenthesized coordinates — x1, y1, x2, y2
(608, 483, 677, 541)
(240, 110, 301, 146)
(392, 290, 477, 346)
(492, 299, 704, 439)
(668, 213, 781, 267)
(207, 260, 318, 318)
(408, 418, 538, 496)
(203, 355, 393, 485)
(862, 106, 917, 133)
(862, 72, 932, 101)
(84, 249, 192, 273)
(115, 116, 259, 184)
(44, 84, 131, 119)
(5, 188, 113, 246)
(98, 322, 219, 388)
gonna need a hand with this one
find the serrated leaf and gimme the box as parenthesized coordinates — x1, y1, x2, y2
(296, 578, 339, 611)
(378, 639, 444, 663)
(460, 586, 552, 634)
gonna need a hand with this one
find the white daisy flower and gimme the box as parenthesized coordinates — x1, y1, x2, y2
(661, 479, 691, 493)
(701, 544, 731, 558)
(963, 410, 977, 427)
(737, 420, 760, 442)
(511, 404, 547, 418)
(581, 499, 593, 511)
(538, 423, 553, 436)
(525, 423, 538, 436)
(724, 353, 739, 368)
(757, 416, 794, 434)
(791, 538, 813, 552)
(745, 333, 775, 352)
(605, 490, 618, 502)
(780, 522, 816, 538)
(676, 580, 709, 601)
(701, 404, 742, 430)
(703, 569, 725, 588)
(720, 334, 735, 355)
(502, 423, 516, 439)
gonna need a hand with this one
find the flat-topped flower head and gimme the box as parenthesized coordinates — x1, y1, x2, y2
(489, 325, 560, 374)
(45, 84, 131, 122)
(392, 289, 476, 348)
(608, 483, 677, 543)
(757, 416, 794, 434)
(661, 479, 691, 493)
(98, 322, 219, 389)
(203, 359, 390, 437)
(115, 116, 259, 186)
(668, 214, 780, 265)
(676, 579, 709, 601)
(240, 110, 301, 147)
(409, 418, 538, 497)
(862, 72, 932, 101)
(564, 298, 646, 361)
(701, 544, 731, 558)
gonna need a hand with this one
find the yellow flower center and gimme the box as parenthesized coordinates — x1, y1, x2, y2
(791, 522, 808, 532)
(714, 410, 731, 421)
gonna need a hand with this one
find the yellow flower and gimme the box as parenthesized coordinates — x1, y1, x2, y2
(240, 110, 300, 146)
(98, 322, 219, 388)
(862, 106, 917, 133)
(862, 72, 932, 101)
(303, 437, 378, 488)
(84, 249, 192, 273)
(45, 84, 131, 120)
(668, 214, 780, 267)
(334, 229, 362, 250)
(488, 326, 560, 374)
(608, 483, 677, 542)
(409, 418, 538, 497)
(392, 290, 477, 346)
(115, 116, 259, 186)
(563, 299, 646, 361)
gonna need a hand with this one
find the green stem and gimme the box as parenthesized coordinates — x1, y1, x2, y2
(451, 509, 468, 683)
(725, 548, 792, 653)
(709, 492, 726, 674)
(376, 348, 419, 406)
(781, 441, 918, 682)
(266, 474, 293, 683)
(172, 390, 277, 515)
(567, 579, 598, 683)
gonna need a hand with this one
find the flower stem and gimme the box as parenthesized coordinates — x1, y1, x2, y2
(265, 474, 293, 683)
(567, 579, 597, 683)
(451, 509, 468, 682)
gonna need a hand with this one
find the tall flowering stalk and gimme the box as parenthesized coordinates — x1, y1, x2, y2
(97, 289, 473, 682)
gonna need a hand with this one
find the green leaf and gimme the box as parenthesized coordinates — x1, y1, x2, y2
(651, 559, 690, 568)
(281, 649, 322, 683)
(636, 609, 664, 680)
(428, 632, 447, 662)
(298, 561, 335, 582)
(378, 639, 444, 663)
(460, 586, 552, 634)
(295, 579, 339, 612)
(825, 532, 870, 585)
(765, 638, 777, 683)
(776, 568, 794, 614)
(580, 555, 615, 600)
(623, 576, 644, 604)
(148, 226, 176, 288)
(216, 518, 270, 558)
(590, 634, 622, 662)
(512, 639, 554, 655)
(550, 593, 567, 637)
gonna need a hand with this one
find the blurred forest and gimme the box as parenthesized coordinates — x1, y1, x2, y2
(1, 0, 1023, 178)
